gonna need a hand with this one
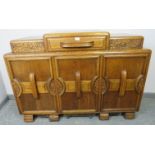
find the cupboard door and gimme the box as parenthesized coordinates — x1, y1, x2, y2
(101, 52, 150, 112)
(6, 56, 57, 114)
(53, 55, 101, 114)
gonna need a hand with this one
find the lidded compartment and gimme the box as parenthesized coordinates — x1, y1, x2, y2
(110, 35, 144, 50)
(10, 37, 44, 53)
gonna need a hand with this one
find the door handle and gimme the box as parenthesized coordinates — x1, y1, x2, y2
(29, 73, 38, 99)
(119, 70, 127, 96)
(75, 71, 81, 98)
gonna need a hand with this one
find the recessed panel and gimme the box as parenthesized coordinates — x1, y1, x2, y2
(105, 57, 145, 79)
(10, 59, 51, 81)
(56, 58, 99, 80)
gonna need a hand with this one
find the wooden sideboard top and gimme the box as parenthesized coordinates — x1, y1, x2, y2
(10, 32, 144, 53)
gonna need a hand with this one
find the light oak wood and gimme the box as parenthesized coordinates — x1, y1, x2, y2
(4, 32, 152, 122)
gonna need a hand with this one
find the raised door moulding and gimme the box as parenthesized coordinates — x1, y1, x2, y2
(46, 77, 66, 96)
(135, 74, 145, 94)
(91, 76, 109, 95)
(12, 79, 22, 97)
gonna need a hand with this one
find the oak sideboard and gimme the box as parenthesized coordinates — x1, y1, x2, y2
(4, 32, 151, 122)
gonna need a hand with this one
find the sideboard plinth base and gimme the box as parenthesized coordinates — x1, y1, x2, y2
(24, 114, 34, 122)
(99, 113, 109, 120)
(49, 114, 59, 121)
(124, 112, 135, 119)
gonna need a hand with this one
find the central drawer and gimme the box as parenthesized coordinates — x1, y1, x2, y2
(44, 32, 110, 52)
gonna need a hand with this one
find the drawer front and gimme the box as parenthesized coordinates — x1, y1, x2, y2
(101, 52, 151, 112)
(5, 57, 58, 114)
(44, 32, 110, 52)
(53, 55, 101, 114)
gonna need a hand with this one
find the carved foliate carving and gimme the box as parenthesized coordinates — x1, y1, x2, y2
(91, 76, 109, 95)
(135, 75, 144, 94)
(12, 79, 22, 97)
(46, 77, 66, 96)
(110, 39, 143, 49)
(11, 40, 44, 53)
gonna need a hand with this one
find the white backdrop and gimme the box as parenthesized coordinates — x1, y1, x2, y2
(0, 70, 6, 103)
(0, 29, 155, 95)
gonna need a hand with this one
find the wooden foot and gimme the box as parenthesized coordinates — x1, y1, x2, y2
(99, 113, 109, 120)
(24, 114, 33, 122)
(49, 114, 59, 121)
(124, 112, 135, 119)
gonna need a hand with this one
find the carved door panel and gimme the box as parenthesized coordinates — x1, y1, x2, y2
(101, 52, 150, 112)
(53, 55, 101, 114)
(6, 56, 57, 114)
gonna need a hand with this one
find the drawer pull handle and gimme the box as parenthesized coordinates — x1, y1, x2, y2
(119, 70, 127, 96)
(75, 71, 81, 98)
(29, 73, 38, 99)
(60, 41, 94, 48)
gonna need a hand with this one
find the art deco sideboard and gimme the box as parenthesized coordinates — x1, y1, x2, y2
(4, 32, 151, 122)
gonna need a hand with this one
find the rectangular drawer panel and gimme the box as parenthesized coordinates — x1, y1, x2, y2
(44, 32, 110, 51)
